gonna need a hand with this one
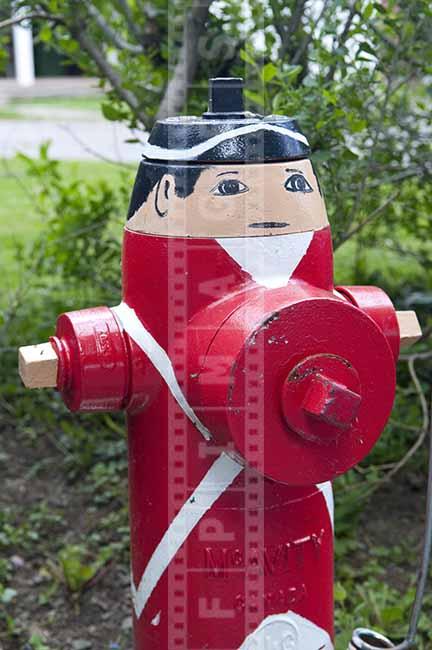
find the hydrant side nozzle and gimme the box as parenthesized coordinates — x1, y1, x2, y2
(18, 342, 59, 389)
(18, 306, 160, 413)
(336, 285, 422, 354)
(53, 306, 131, 412)
(335, 285, 401, 360)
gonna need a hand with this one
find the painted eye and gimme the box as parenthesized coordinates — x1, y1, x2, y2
(285, 173, 313, 193)
(212, 179, 249, 196)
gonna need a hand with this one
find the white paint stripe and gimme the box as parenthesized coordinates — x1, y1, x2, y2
(150, 610, 161, 626)
(216, 231, 314, 289)
(112, 302, 212, 441)
(238, 611, 334, 650)
(131, 452, 243, 619)
(142, 123, 309, 161)
(317, 481, 334, 530)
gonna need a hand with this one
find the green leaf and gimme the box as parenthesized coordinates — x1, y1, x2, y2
(341, 147, 359, 161)
(381, 605, 404, 626)
(244, 89, 266, 108)
(101, 102, 124, 122)
(59, 545, 96, 592)
(38, 24, 52, 43)
(334, 582, 347, 603)
(363, 3, 374, 20)
(29, 634, 50, 650)
(240, 49, 256, 66)
(261, 63, 278, 83)
(285, 65, 303, 82)
(358, 41, 376, 56)
(311, 150, 333, 162)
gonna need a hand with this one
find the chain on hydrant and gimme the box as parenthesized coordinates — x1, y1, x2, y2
(19, 78, 423, 650)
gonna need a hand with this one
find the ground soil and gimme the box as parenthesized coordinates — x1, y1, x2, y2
(0, 426, 132, 650)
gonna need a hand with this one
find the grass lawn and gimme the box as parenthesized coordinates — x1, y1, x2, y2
(0, 158, 133, 293)
(0, 95, 103, 120)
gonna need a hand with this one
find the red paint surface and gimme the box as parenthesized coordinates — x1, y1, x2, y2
(301, 374, 361, 430)
(336, 285, 400, 361)
(128, 407, 334, 648)
(47, 224, 400, 648)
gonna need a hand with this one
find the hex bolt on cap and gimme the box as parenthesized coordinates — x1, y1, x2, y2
(302, 373, 362, 431)
(281, 353, 362, 445)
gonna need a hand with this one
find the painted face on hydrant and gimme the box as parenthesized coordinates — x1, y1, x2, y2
(128, 159, 328, 238)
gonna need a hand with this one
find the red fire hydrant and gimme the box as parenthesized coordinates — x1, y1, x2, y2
(19, 78, 422, 650)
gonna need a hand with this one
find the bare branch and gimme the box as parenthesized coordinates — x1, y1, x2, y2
(364, 358, 430, 496)
(58, 123, 137, 167)
(156, 0, 214, 120)
(269, 0, 307, 59)
(325, 2, 358, 82)
(292, 0, 330, 65)
(84, 1, 143, 54)
(367, 165, 431, 189)
(70, 26, 148, 126)
(368, 21, 397, 50)
(337, 190, 399, 247)
(400, 351, 432, 363)
(283, 0, 307, 57)
(0, 12, 62, 30)
(115, 0, 143, 43)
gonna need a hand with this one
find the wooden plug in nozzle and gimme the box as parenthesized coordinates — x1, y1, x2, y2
(18, 342, 59, 389)
(396, 310, 422, 349)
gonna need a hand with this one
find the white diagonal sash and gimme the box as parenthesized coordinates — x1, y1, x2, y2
(112, 301, 212, 441)
(130, 452, 243, 619)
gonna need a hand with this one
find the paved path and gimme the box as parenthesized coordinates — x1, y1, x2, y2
(0, 77, 100, 104)
(0, 76, 147, 163)
(0, 117, 146, 163)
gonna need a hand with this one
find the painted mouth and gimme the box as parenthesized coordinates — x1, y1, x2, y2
(248, 221, 289, 229)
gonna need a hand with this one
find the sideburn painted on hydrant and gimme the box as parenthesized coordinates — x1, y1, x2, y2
(18, 77, 422, 650)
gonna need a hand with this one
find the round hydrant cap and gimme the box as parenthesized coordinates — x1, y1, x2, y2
(141, 77, 311, 163)
(194, 289, 397, 486)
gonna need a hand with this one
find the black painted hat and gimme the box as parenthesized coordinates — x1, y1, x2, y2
(143, 78, 310, 164)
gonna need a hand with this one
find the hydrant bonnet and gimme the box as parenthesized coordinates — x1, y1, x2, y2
(139, 77, 310, 164)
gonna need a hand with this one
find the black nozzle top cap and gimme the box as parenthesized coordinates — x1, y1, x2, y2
(206, 77, 245, 117)
(143, 76, 311, 162)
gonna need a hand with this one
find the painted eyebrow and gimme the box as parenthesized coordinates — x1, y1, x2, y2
(285, 168, 304, 174)
(216, 170, 239, 177)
